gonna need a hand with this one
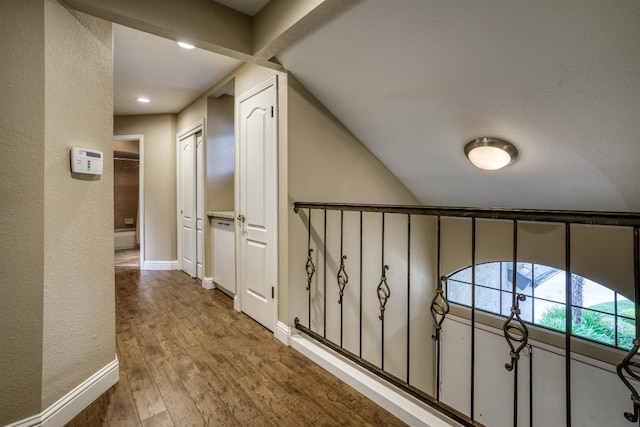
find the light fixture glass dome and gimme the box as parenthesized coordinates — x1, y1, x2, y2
(464, 137, 519, 170)
(177, 41, 195, 49)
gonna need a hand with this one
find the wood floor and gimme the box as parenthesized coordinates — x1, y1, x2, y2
(67, 268, 405, 426)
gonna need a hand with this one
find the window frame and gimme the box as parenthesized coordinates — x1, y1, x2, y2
(446, 261, 635, 352)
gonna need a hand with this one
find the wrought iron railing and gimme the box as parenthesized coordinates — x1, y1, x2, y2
(293, 202, 640, 427)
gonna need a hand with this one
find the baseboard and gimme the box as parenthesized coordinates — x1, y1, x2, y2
(7, 357, 119, 427)
(275, 321, 291, 346)
(142, 260, 178, 270)
(291, 335, 457, 427)
(202, 277, 215, 290)
(233, 295, 240, 312)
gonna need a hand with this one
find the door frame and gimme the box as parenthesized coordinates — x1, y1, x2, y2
(113, 134, 144, 268)
(176, 119, 205, 277)
(235, 75, 279, 331)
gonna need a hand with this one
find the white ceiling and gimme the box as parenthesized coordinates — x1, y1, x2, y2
(112, 0, 268, 115)
(113, 24, 241, 115)
(112, 0, 640, 212)
(277, 0, 640, 212)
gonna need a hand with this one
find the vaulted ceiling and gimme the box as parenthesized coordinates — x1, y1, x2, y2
(105, 0, 640, 212)
(276, 1, 640, 212)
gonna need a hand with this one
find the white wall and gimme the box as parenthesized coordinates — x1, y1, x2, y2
(441, 316, 635, 427)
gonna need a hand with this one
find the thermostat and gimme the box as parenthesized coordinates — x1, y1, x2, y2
(71, 147, 103, 175)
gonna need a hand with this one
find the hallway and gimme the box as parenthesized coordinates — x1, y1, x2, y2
(67, 268, 404, 426)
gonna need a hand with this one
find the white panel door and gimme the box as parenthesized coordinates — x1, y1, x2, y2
(196, 133, 204, 279)
(180, 134, 197, 277)
(238, 77, 277, 331)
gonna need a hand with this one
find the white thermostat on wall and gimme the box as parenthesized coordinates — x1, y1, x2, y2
(71, 147, 103, 175)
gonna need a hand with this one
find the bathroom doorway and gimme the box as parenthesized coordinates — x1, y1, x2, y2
(113, 134, 144, 268)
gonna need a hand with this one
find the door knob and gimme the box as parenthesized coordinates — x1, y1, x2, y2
(237, 214, 246, 223)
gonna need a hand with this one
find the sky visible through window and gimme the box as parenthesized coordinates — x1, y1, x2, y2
(447, 262, 636, 350)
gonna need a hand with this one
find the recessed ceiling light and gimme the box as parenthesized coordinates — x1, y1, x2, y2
(177, 41, 195, 50)
(136, 97, 150, 103)
(464, 137, 519, 170)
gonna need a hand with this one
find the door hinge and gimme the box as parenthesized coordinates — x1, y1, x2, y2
(271, 106, 274, 117)
(271, 286, 274, 299)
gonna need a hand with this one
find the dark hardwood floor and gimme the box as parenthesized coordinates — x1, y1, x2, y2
(67, 268, 405, 426)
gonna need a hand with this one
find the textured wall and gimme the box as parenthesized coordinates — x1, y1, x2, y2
(113, 114, 177, 262)
(206, 95, 235, 213)
(41, 0, 115, 409)
(0, 0, 46, 423)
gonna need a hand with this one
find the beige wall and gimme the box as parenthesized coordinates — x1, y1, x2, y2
(0, 0, 114, 422)
(114, 114, 177, 262)
(206, 95, 235, 213)
(41, 0, 115, 409)
(285, 74, 422, 317)
(0, 0, 46, 422)
(284, 75, 437, 392)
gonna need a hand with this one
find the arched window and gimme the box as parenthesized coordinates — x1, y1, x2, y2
(447, 262, 635, 350)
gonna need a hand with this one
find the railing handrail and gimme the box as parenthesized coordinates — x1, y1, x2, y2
(294, 202, 640, 227)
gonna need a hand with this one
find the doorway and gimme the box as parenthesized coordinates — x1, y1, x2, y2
(113, 134, 144, 268)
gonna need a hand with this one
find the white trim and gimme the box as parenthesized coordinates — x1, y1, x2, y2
(142, 260, 178, 270)
(7, 358, 119, 427)
(177, 119, 205, 141)
(113, 134, 144, 269)
(291, 335, 458, 427)
(235, 75, 279, 332)
(275, 321, 291, 346)
(176, 119, 205, 277)
(202, 277, 215, 290)
(236, 75, 277, 102)
(233, 294, 240, 312)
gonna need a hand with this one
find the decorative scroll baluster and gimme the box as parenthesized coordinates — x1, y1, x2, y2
(503, 293, 529, 371)
(305, 249, 315, 291)
(337, 255, 348, 304)
(431, 276, 451, 341)
(617, 225, 640, 423)
(617, 341, 640, 422)
(377, 265, 390, 320)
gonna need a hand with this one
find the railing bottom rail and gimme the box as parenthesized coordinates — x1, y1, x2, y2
(294, 318, 483, 427)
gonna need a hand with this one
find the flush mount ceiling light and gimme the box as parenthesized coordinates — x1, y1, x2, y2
(136, 97, 150, 103)
(177, 41, 195, 49)
(464, 137, 519, 170)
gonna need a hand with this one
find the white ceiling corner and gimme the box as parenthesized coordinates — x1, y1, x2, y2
(214, 0, 269, 16)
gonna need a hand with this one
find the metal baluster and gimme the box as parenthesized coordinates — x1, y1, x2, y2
(337, 210, 348, 348)
(323, 209, 327, 338)
(407, 214, 411, 385)
(431, 276, 450, 341)
(436, 216, 442, 401)
(565, 223, 572, 426)
(617, 226, 640, 423)
(378, 213, 390, 370)
(359, 211, 363, 358)
(503, 220, 529, 427)
(306, 209, 315, 329)
(471, 218, 476, 421)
